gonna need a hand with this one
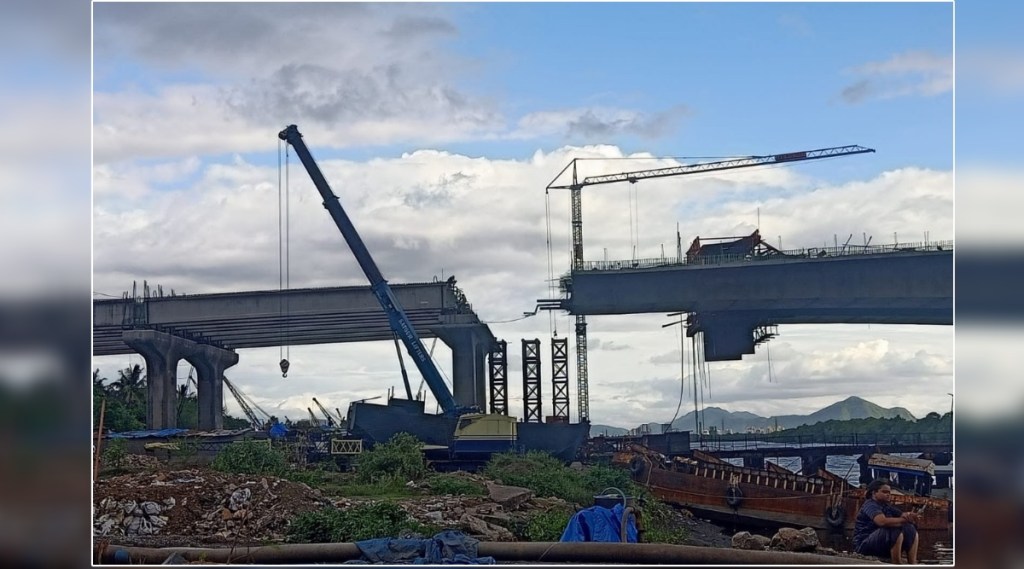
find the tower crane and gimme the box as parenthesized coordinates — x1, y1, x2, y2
(545, 145, 876, 422)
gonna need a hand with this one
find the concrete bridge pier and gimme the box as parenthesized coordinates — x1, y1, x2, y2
(434, 326, 490, 410)
(742, 454, 765, 470)
(123, 330, 197, 430)
(186, 344, 239, 431)
(800, 452, 828, 476)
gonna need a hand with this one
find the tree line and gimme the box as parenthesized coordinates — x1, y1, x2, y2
(712, 412, 953, 444)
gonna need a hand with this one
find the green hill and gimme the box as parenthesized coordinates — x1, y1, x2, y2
(593, 396, 922, 435)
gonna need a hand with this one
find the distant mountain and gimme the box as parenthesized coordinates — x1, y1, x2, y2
(771, 396, 916, 428)
(589, 424, 629, 437)
(592, 396, 919, 435)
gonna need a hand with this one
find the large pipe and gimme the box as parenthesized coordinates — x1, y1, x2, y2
(96, 541, 878, 565)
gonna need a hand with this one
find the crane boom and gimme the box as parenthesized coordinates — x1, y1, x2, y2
(278, 125, 460, 416)
(224, 377, 264, 429)
(312, 397, 337, 427)
(550, 145, 875, 189)
(545, 143, 876, 423)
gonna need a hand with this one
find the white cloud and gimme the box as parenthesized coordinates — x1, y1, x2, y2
(840, 51, 953, 104)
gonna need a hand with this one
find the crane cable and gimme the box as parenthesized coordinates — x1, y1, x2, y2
(667, 314, 686, 428)
(278, 140, 291, 378)
(544, 189, 556, 337)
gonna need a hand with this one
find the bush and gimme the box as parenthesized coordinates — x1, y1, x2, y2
(287, 501, 435, 543)
(427, 473, 486, 496)
(521, 508, 573, 542)
(101, 438, 127, 471)
(212, 440, 288, 476)
(483, 451, 590, 505)
(355, 433, 426, 484)
(580, 465, 633, 496)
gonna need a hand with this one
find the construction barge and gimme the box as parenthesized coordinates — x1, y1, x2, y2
(615, 445, 951, 557)
(347, 399, 590, 463)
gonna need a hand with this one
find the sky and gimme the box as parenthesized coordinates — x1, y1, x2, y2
(89, 1, 962, 429)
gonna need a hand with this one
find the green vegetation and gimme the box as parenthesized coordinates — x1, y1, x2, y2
(484, 451, 592, 505)
(519, 508, 574, 541)
(426, 473, 486, 496)
(212, 440, 289, 476)
(723, 413, 953, 444)
(287, 501, 438, 543)
(101, 437, 128, 471)
(355, 432, 427, 484)
(637, 493, 690, 544)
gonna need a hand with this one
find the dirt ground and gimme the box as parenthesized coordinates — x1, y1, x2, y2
(92, 458, 736, 551)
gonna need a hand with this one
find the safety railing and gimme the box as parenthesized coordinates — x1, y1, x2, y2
(697, 431, 953, 452)
(578, 240, 953, 272)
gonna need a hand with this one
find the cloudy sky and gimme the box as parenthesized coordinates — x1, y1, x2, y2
(91, 2, 959, 429)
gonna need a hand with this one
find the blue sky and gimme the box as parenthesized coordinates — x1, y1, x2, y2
(93, 3, 953, 177)
(91, 2, 957, 425)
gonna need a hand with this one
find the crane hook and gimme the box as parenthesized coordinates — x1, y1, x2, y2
(279, 358, 290, 378)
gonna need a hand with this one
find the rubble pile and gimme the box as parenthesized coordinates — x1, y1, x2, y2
(93, 468, 330, 545)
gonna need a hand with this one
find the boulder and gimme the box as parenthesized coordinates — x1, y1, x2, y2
(732, 531, 770, 550)
(485, 482, 533, 510)
(459, 514, 516, 542)
(769, 527, 820, 552)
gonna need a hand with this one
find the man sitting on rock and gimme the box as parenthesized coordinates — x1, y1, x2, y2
(853, 479, 920, 564)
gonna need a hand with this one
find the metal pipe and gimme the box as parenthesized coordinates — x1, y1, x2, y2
(96, 541, 878, 565)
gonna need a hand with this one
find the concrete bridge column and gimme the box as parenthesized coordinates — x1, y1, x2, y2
(800, 452, 828, 476)
(123, 330, 197, 430)
(742, 454, 765, 470)
(434, 327, 489, 410)
(185, 344, 239, 431)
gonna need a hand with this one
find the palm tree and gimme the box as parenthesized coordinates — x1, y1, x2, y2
(93, 368, 108, 396)
(112, 364, 145, 406)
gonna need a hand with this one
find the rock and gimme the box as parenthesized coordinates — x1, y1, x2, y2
(424, 511, 444, 523)
(732, 531, 770, 550)
(769, 527, 819, 552)
(162, 497, 176, 510)
(122, 500, 137, 515)
(141, 501, 162, 516)
(459, 514, 515, 542)
(485, 482, 533, 510)
(229, 487, 251, 510)
(220, 508, 234, 521)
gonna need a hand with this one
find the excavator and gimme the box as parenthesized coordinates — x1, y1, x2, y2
(279, 125, 522, 462)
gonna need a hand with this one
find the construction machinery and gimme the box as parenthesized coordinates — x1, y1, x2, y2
(223, 376, 273, 430)
(545, 145, 876, 422)
(312, 397, 339, 428)
(278, 125, 588, 463)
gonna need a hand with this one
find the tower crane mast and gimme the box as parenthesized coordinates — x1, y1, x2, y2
(545, 144, 875, 422)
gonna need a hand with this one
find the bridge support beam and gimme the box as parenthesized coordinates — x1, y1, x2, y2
(435, 326, 489, 410)
(185, 344, 239, 431)
(123, 329, 238, 430)
(123, 330, 194, 430)
(742, 454, 765, 470)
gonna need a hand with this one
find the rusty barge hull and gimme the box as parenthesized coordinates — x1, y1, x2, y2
(621, 448, 950, 533)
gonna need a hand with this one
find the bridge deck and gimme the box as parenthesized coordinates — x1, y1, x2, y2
(93, 281, 492, 356)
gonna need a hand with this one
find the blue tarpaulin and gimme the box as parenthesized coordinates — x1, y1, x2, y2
(268, 423, 289, 438)
(350, 530, 495, 564)
(559, 503, 638, 543)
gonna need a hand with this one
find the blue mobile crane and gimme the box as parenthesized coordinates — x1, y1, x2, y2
(278, 125, 516, 460)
